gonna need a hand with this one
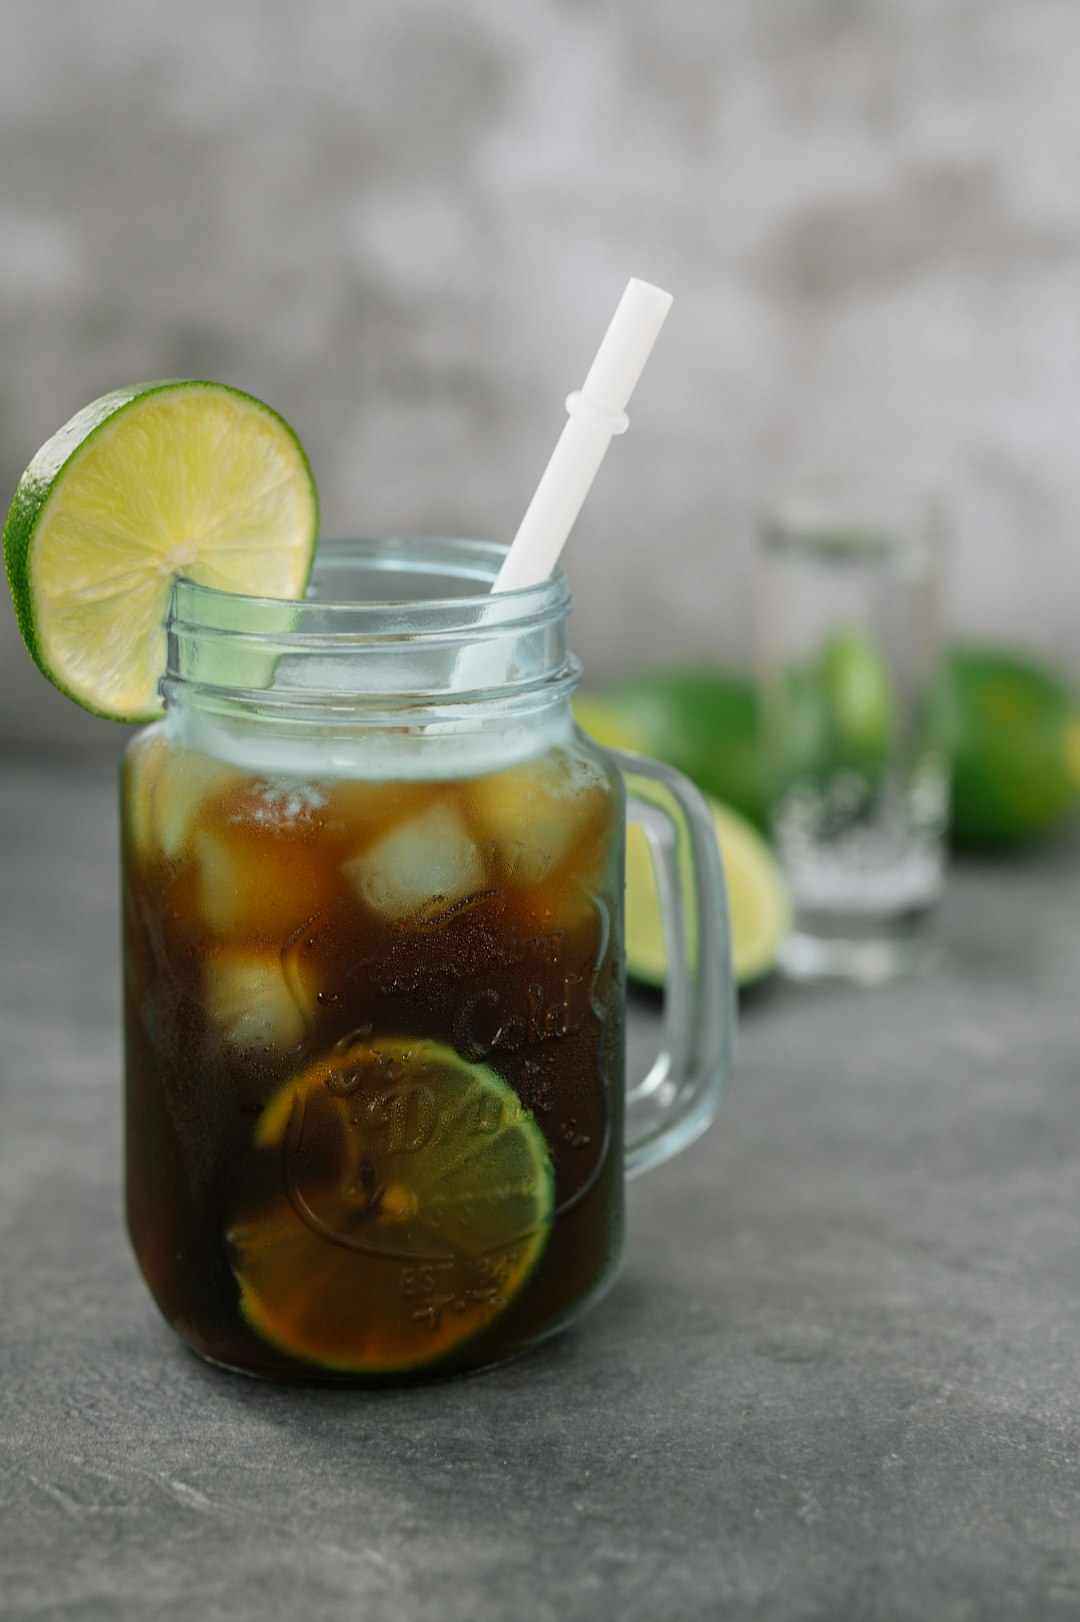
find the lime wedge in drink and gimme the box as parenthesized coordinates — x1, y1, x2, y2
(625, 796, 791, 987)
(230, 1037, 555, 1374)
(3, 381, 318, 721)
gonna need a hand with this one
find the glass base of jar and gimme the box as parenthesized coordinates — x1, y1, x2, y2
(778, 909, 944, 986)
(161, 1251, 625, 1387)
(183, 1333, 546, 1388)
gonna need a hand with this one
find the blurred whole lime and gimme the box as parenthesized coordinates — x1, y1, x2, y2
(944, 647, 1080, 847)
(771, 633, 892, 790)
(819, 629, 893, 776)
(577, 645, 1080, 850)
(589, 670, 767, 828)
(772, 664, 829, 785)
(570, 694, 650, 757)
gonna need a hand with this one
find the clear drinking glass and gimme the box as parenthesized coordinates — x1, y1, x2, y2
(121, 536, 733, 1382)
(756, 478, 948, 982)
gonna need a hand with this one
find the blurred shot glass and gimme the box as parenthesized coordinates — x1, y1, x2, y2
(756, 475, 949, 983)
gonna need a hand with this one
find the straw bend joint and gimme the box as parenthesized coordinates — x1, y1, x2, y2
(565, 391, 629, 437)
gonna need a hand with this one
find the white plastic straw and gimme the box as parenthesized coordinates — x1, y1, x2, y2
(493, 277, 673, 594)
(449, 277, 672, 699)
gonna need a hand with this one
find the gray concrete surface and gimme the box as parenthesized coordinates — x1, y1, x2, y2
(4, 748, 1080, 1620)
(3, 2, 1080, 745)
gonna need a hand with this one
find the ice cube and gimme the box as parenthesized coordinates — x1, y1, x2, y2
(123, 730, 168, 858)
(157, 754, 246, 861)
(232, 777, 329, 829)
(182, 772, 339, 941)
(469, 753, 598, 887)
(192, 818, 329, 943)
(205, 949, 307, 1051)
(344, 799, 484, 921)
(125, 730, 247, 864)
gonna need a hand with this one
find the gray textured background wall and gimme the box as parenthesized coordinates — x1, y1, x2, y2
(2, 0, 1078, 745)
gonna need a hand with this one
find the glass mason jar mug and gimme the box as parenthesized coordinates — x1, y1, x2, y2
(121, 538, 733, 1382)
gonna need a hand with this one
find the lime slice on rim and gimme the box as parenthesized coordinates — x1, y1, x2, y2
(3, 380, 318, 721)
(626, 797, 791, 988)
(230, 1036, 555, 1374)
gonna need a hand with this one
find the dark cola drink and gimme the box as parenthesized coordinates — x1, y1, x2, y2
(122, 722, 625, 1380)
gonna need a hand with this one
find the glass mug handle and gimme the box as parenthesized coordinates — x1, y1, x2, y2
(608, 749, 735, 1177)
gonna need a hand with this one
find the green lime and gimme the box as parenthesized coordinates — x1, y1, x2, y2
(945, 647, 1080, 847)
(3, 380, 318, 722)
(582, 644, 1080, 853)
(773, 663, 831, 786)
(597, 669, 767, 829)
(818, 630, 893, 774)
(572, 693, 649, 755)
(230, 1037, 555, 1374)
(625, 796, 791, 988)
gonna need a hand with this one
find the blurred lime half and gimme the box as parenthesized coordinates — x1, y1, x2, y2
(626, 796, 791, 987)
